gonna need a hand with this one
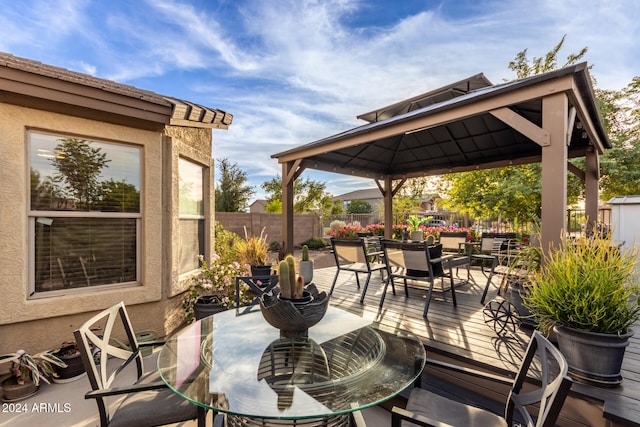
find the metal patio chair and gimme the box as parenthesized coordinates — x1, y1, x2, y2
(329, 237, 387, 303)
(74, 301, 207, 427)
(392, 331, 572, 427)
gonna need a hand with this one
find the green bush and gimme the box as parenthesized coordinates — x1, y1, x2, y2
(524, 236, 640, 335)
(214, 221, 242, 264)
(301, 237, 326, 250)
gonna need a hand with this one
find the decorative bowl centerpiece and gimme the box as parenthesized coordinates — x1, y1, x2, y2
(259, 255, 329, 338)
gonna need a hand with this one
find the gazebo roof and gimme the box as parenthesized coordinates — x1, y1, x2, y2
(273, 62, 608, 180)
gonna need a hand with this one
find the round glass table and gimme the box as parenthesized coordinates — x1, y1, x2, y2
(158, 305, 426, 424)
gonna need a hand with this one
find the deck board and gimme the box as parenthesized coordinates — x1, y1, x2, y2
(311, 265, 640, 426)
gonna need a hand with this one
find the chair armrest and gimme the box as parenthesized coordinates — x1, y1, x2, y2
(85, 381, 169, 399)
(391, 406, 455, 427)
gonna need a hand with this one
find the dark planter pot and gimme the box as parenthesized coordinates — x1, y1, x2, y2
(251, 265, 273, 277)
(194, 295, 227, 320)
(504, 281, 536, 328)
(1, 378, 38, 401)
(53, 351, 86, 383)
(554, 325, 633, 387)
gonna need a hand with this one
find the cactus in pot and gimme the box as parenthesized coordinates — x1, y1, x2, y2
(299, 245, 314, 284)
(278, 255, 304, 299)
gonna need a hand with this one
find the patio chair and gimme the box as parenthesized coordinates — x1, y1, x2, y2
(236, 274, 279, 311)
(74, 301, 207, 427)
(329, 237, 387, 303)
(437, 231, 471, 280)
(392, 330, 572, 427)
(472, 232, 517, 304)
(380, 240, 457, 317)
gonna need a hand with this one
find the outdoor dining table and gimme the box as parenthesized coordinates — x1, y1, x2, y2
(157, 304, 426, 427)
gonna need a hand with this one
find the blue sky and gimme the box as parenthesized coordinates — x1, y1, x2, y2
(2, 0, 639, 203)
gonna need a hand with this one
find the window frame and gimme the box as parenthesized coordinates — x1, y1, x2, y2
(27, 130, 143, 298)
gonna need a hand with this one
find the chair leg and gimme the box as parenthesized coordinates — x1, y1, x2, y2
(329, 269, 341, 295)
(449, 272, 457, 307)
(480, 258, 498, 304)
(423, 281, 435, 317)
(354, 272, 361, 289)
(359, 273, 372, 303)
(197, 406, 207, 427)
(379, 276, 390, 307)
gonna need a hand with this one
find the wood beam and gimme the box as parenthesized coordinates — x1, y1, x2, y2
(490, 107, 550, 147)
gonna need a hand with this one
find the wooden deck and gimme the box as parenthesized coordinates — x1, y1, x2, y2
(310, 265, 640, 427)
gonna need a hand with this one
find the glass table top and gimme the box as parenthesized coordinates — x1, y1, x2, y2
(158, 305, 426, 420)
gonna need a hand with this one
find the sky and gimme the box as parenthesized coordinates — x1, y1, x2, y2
(2, 0, 639, 204)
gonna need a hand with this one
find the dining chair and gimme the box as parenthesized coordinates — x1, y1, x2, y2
(235, 274, 279, 311)
(74, 301, 207, 427)
(329, 237, 387, 303)
(391, 331, 572, 427)
(380, 240, 457, 317)
(472, 232, 517, 304)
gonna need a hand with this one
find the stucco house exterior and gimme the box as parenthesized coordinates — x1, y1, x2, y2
(0, 52, 231, 353)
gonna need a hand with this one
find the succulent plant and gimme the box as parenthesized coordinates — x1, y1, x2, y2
(301, 245, 309, 261)
(278, 255, 305, 299)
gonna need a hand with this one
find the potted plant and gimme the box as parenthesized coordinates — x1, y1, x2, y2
(0, 349, 66, 401)
(524, 235, 640, 386)
(298, 245, 314, 284)
(48, 341, 86, 383)
(406, 215, 432, 241)
(181, 254, 252, 322)
(238, 226, 272, 276)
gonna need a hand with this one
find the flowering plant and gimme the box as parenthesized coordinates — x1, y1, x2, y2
(181, 255, 252, 322)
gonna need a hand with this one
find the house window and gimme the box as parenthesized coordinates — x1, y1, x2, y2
(178, 158, 205, 274)
(29, 131, 141, 294)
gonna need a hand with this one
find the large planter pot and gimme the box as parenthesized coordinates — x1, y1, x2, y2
(1, 377, 38, 401)
(554, 325, 633, 387)
(52, 346, 86, 383)
(409, 231, 423, 241)
(194, 295, 227, 320)
(251, 265, 273, 277)
(299, 260, 314, 285)
(504, 280, 536, 328)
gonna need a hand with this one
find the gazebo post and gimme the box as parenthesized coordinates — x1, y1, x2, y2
(541, 93, 569, 250)
(282, 160, 302, 255)
(584, 147, 600, 235)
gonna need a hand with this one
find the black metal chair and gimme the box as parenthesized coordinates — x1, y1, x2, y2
(329, 237, 387, 303)
(235, 274, 279, 313)
(74, 301, 207, 427)
(472, 232, 518, 304)
(392, 331, 572, 427)
(380, 240, 458, 317)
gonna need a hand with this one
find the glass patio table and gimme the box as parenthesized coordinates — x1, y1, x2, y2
(158, 305, 426, 425)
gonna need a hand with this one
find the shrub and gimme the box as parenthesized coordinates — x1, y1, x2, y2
(524, 236, 640, 335)
(301, 237, 326, 249)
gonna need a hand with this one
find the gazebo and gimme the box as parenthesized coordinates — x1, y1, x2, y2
(272, 63, 610, 253)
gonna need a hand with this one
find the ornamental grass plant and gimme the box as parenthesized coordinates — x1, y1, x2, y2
(524, 236, 640, 335)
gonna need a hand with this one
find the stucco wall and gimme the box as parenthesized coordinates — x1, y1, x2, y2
(0, 104, 213, 353)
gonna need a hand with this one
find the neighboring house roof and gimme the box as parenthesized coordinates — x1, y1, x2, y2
(0, 52, 232, 130)
(334, 188, 382, 201)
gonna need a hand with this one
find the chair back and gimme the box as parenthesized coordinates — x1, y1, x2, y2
(506, 331, 572, 427)
(480, 232, 518, 253)
(236, 275, 279, 309)
(74, 302, 144, 423)
(438, 231, 467, 253)
(382, 240, 443, 278)
(330, 238, 368, 265)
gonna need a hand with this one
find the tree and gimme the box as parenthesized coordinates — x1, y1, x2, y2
(598, 78, 640, 200)
(215, 157, 254, 212)
(347, 199, 372, 214)
(442, 36, 588, 222)
(261, 175, 340, 217)
(51, 138, 110, 209)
